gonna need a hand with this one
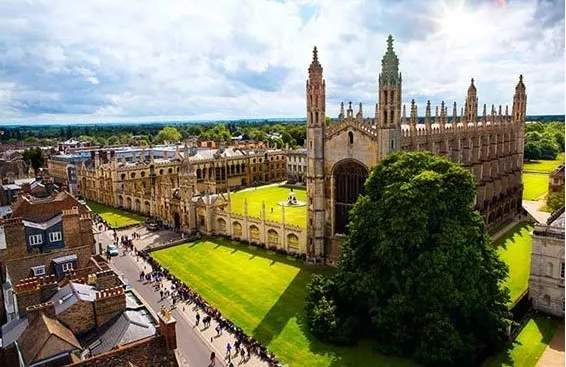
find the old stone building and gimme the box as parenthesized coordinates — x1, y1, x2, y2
(77, 143, 287, 225)
(0, 269, 179, 366)
(306, 36, 526, 260)
(286, 148, 307, 183)
(529, 207, 565, 317)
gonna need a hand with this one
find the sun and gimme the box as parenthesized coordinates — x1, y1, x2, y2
(432, 0, 478, 44)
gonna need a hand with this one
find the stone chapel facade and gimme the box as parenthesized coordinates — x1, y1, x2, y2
(306, 36, 526, 261)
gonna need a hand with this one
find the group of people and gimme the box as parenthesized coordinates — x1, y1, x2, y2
(136, 250, 283, 367)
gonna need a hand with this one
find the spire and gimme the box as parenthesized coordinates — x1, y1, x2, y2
(452, 102, 458, 124)
(380, 35, 400, 85)
(401, 104, 407, 124)
(425, 100, 431, 129)
(440, 101, 446, 125)
(410, 99, 417, 126)
(467, 78, 476, 94)
(356, 102, 363, 122)
(435, 105, 439, 124)
(482, 104, 487, 124)
(308, 46, 323, 77)
(515, 74, 525, 93)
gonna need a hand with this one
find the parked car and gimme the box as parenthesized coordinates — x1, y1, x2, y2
(147, 223, 159, 231)
(106, 244, 119, 257)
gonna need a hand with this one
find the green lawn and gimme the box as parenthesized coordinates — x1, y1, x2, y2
(152, 238, 415, 367)
(230, 185, 307, 228)
(494, 223, 533, 305)
(484, 315, 561, 367)
(523, 153, 564, 174)
(522, 173, 550, 200)
(86, 200, 145, 228)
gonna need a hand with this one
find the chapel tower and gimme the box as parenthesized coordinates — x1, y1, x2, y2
(376, 35, 402, 160)
(465, 78, 478, 123)
(306, 46, 326, 257)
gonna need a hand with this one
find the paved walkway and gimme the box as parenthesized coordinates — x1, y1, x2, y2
(102, 226, 270, 367)
(523, 199, 551, 224)
(536, 321, 565, 367)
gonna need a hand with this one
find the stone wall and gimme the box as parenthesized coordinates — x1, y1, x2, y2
(58, 300, 96, 334)
(94, 286, 126, 327)
(68, 335, 178, 367)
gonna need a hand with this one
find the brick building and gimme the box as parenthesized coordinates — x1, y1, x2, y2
(0, 191, 94, 322)
(0, 269, 179, 366)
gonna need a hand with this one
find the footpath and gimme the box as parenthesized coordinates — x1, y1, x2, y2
(109, 226, 271, 367)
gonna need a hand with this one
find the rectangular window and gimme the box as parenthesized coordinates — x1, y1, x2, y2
(62, 262, 74, 272)
(49, 231, 62, 242)
(29, 234, 43, 246)
(32, 265, 46, 277)
(560, 262, 565, 279)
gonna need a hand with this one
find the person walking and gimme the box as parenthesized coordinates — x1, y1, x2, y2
(195, 312, 200, 326)
(240, 348, 245, 361)
(210, 351, 216, 367)
(216, 324, 222, 336)
(226, 342, 232, 359)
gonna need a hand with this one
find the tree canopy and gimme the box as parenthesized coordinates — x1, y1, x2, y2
(524, 122, 564, 160)
(305, 151, 511, 367)
(154, 126, 182, 144)
(23, 147, 44, 171)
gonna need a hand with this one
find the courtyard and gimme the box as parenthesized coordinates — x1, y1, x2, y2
(86, 200, 145, 228)
(229, 185, 307, 228)
(152, 237, 415, 367)
(522, 153, 565, 201)
(494, 222, 533, 305)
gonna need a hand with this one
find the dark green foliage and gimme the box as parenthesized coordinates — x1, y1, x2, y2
(305, 151, 511, 367)
(524, 122, 564, 160)
(23, 147, 44, 170)
(547, 187, 565, 213)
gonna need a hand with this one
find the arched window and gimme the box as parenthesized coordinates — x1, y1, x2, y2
(233, 222, 242, 237)
(131, 172, 136, 179)
(250, 225, 260, 240)
(141, 171, 146, 177)
(287, 233, 299, 249)
(333, 160, 369, 235)
(168, 168, 173, 174)
(348, 131, 354, 144)
(121, 173, 126, 180)
(268, 230, 279, 245)
(217, 218, 227, 233)
(543, 294, 551, 306)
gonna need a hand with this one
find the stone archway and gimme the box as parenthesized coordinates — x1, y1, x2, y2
(333, 159, 369, 235)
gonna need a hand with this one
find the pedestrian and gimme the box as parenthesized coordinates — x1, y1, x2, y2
(210, 351, 216, 367)
(226, 342, 232, 358)
(240, 348, 245, 360)
(234, 339, 240, 354)
(159, 290, 164, 300)
(216, 324, 222, 336)
(195, 312, 200, 326)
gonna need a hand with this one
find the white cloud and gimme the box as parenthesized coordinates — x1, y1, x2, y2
(0, 0, 563, 124)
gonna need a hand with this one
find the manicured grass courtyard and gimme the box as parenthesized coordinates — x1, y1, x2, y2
(522, 173, 550, 200)
(494, 222, 533, 305)
(86, 200, 145, 228)
(230, 185, 307, 228)
(152, 237, 416, 367)
(484, 314, 561, 367)
(522, 153, 565, 201)
(523, 153, 564, 174)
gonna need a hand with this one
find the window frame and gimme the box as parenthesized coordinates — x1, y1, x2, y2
(560, 261, 565, 279)
(32, 265, 46, 277)
(62, 262, 74, 272)
(29, 234, 43, 246)
(49, 231, 62, 242)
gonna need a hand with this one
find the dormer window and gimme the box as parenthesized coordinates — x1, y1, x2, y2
(49, 231, 62, 242)
(29, 234, 43, 246)
(31, 265, 46, 277)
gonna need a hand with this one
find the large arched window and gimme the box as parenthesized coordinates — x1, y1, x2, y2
(250, 225, 260, 240)
(287, 233, 299, 249)
(348, 131, 354, 144)
(233, 222, 242, 237)
(333, 160, 369, 235)
(268, 229, 279, 246)
(217, 218, 227, 233)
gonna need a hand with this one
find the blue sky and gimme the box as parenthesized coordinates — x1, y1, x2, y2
(0, 0, 563, 123)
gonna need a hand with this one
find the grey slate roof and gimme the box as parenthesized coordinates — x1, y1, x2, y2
(49, 282, 96, 314)
(1, 316, 28, 348)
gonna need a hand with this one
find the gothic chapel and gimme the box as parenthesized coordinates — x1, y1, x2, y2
(306, 36, 526, 261)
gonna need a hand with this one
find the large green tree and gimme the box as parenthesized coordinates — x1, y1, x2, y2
(305, 151, 511, 367)
(154, 126, 182, 143)
(23, 147, 44, 171)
